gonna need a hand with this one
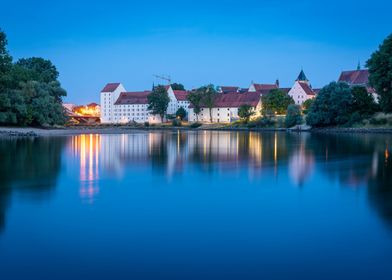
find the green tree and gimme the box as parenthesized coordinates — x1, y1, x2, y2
(200, 84, 217, 123)
(306, 82, 353, 127)
(147, 85, 170, 123)
(171, 83, 185, 91)
(285, 104, 302, 127)
(176, 107, 187, 120)
(238, 104, 255, 123)
(16, 57, 59, 83)
(367, 34, 392, 112)
(262, 89, 294, 115)
(187, 90, 203, 122)
(352, 86, 378, 117)
(302, 98, 314, 114)
(0, 29, 13, 123)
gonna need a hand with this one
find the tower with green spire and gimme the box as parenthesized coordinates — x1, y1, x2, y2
(357, 61, 361, 70)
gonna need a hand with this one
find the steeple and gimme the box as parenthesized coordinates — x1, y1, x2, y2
(357, 61, 361, 70)
(296, 68, 308, 82)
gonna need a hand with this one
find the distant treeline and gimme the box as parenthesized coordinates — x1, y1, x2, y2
(0, 29, 66, 126)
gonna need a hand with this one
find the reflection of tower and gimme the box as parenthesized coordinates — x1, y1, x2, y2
(289, 143, 315, 187)
(71, 135, 101, 203)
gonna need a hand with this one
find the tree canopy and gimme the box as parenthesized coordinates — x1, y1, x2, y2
(200, 84, 217, 123)
(285, 104, 302, 128)
(0, 29, 66, 126)
(306, 82, 353, 127)
(175, 107, 187, 120)
(261, 89, 294, 115)
(352, 86, 378, 117)
(238, 104, 255, 123)
(171, 83, 185, 91)
(367, 33, 392, 112)
(187, 90, 203, 121)
(147, 85, 170, 122)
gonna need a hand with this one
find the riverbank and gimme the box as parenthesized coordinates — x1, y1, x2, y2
(2, 125, 392, 137)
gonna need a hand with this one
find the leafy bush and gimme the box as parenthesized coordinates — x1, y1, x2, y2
(285, 105, 302, 128)
(190, 122, 202, 128)
(369, 113, 391, 126)
(172, 119, 182, 127)
(306, 82, 353, 127)
(175, 107, 187, 120)
(247, 117, 275, 128)
(144, 121, 150, 127)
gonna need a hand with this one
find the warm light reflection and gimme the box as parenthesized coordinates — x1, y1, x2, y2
(70, 134, 101, 203)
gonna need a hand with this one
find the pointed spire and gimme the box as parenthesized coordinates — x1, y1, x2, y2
(357, 60, 361, 70)
(296, 69, 308, 82)
(275, 78, 280, 88)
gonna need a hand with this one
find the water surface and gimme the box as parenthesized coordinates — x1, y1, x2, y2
(1, 131, 392, 279)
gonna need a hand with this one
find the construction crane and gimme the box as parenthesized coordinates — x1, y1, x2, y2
(153, 74, 172, 85)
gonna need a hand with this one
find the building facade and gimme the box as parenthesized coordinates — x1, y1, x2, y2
(287, 70, 317, 105)
(100, 83, 190, 124)
(189, 91, 262, 123)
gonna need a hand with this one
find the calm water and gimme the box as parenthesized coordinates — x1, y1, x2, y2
(1, 131, 392, 279)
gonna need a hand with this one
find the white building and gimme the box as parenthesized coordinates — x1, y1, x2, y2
(100, 83, 190, 124)
(287, 70, 317, 105)
(189, 91, 262, 123)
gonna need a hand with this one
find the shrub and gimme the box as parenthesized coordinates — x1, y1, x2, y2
(144, 121, 150, 127)
(248, 117, 275, 128)
(285, 104, 302, 128)
(172, 119, 182, 127)
(175, 107, 187, 120)
(306, 82, 353, 127)
(190, 122, 202, 128)
(369, 113, 390, 126)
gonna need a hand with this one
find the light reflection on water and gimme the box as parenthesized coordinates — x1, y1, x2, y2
(1, 131, 392, 279)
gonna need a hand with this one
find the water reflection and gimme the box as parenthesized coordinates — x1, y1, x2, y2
(0, 137, 66, 232)
(0, 131, 392, 233)
(68, 135, 101, 203)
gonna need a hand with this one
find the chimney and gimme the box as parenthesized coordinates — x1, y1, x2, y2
(275, 79, 280, 88)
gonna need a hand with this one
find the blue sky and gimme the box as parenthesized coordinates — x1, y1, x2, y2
(2, 0, 391, 104)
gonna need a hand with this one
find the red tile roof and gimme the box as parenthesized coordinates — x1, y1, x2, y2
(220, 86, 239, 93)
(253, 83, 278, 91)
(173, 90, 189, 101)
(298, 81, 316, 96)
(114, 91, 151, 105)
(101, 83, 121, 92)
(338, 69, 369, 85)
(190, 91, 261, 108)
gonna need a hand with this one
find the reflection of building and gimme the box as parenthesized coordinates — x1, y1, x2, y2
(289, 143, 315, 187)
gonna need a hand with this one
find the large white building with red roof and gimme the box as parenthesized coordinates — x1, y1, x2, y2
(189, 91, 262, 123)
(100, 83, 190, 124)
(287, 70, 318, 105)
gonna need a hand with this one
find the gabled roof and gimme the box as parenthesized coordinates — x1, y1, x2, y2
(338, 69, 369, 85)
(114, 91, 151, 105)
(101, 83, 121, 92)
(190, 91, 261, 108)
(173, 90, 189, 101)
(298, 81, 316, 96)
(220, 86, 240, 93)
(253, 83, 278, 91)
(296, 70, 308, 81)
